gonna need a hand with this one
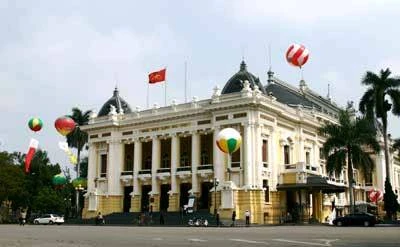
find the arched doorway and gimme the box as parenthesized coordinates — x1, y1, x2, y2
(179, 183, 192, 208)
(199, 182, 213, 209)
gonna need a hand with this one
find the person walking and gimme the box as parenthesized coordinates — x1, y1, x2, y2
(231, 211, 236, 227)
(245, 210, 250, 226)
(216, 212, 220, 227)
(20, 210, 26, 226)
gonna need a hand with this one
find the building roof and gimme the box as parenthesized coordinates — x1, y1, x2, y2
(98, 87, 132, 117)
(221, 61, 266, 95)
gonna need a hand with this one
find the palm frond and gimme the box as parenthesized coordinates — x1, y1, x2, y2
(326, 149, 347, 175)
(359, 88, 375, 118)
(387, 89, 400, 115)
(351, 145, 375, 175)
(361, 71, 380, 86)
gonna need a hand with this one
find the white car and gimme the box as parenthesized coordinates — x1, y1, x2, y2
(33, 214, 64, 225)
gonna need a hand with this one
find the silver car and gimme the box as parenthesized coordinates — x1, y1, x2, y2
(33, 214, 64, 225)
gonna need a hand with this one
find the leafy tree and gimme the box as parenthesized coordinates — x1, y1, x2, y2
(0, 152, 25, 208)
(66, 107, 92, 177)
(79, 157, 88, 178)
(383, 178, 399, 220)
(359, 68, 400, 184)
(319, 110, 380, 214)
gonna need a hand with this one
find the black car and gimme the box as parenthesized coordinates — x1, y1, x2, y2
(333, 213, 377, 227)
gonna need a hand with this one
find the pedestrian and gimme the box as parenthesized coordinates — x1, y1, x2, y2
(20, 210, 26, 226)
(216, 212, 220, 227)
(96, 212, 104, 225)
(231, 210, 236, 227)
(245, 210, 250, 226)
(159, 211, 165, 225)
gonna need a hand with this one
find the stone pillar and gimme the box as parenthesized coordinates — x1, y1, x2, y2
(133, 139, 142, 195)
(87, 142, 97, 192)
(255, 123, 263, 188)
(151, 136, 160, 194)
(243, 123, 253, 187)
(171, 134, 179, 193)
(213, 127, 224, 182)
(108, 140, 123, 195)
(191, 131, 200, 193)
(299, 130, 304, 163)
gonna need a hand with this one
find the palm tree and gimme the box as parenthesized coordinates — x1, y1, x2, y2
(319, 110, 380, 214)
(359, 68, 400, 184)
(67, 107, 92, 178)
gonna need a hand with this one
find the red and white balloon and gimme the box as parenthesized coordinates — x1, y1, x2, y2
(286, 44, 309, 68)
(368, 189, 383, 203)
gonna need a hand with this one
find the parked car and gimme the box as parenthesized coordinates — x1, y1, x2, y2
(333, 213, 377, 227)
(33, 214, 64, 225)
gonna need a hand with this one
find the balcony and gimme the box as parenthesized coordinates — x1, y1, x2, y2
(197, 164, 214, 178)
(283, 162, 320, 174)
(120, 171, 133, 185)
(156, 168, 171, 182)
(138, 169, 151, 182)
(177, 166, 191, 180)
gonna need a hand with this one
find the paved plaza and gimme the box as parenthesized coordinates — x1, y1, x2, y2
(0, 225, 398, 247)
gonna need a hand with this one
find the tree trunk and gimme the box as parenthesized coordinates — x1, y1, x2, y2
(347, 146, 355, 214)
(77, 148, 81, 178)
(382, 120, 391, 183)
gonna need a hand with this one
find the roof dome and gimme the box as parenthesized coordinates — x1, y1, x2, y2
(98, 87, 132, 117)
(221, 61, 266, 95)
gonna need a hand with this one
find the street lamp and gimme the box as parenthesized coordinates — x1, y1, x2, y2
(75, 184, 84, 218)
(212, 177, 220, 215)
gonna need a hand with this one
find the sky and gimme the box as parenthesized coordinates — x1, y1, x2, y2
(1, 0, 400, 173)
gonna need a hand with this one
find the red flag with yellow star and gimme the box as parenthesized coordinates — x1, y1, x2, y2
(148, 68, 166, 84)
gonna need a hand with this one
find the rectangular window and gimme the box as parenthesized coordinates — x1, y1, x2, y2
(180, 136, 192, 167)
(231, 147, 241, 168)
(319, 148, 325, 160)
(161, 138, 171, 168)
(100, 154, 107, 177)
(284, 145, 290, 164)
(124, 144, 134, 171)
(263, 180, 270, 202)
(142, 141, 152, 170)
(305, 151, 310, 165)
(262, 139, 268, 168)
(200, 133, 213, 165)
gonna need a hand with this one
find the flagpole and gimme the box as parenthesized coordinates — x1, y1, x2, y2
(184, 61, 187, 103)
(164, 66, 167, 106)
(147, 79, 150, 109)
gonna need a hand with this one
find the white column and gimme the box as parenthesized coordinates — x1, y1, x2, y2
(171, 134, 179, 193)
(191, 131, 200, 193)
(151, 136, 161, 194)
(244, 123, 253, 187)
(107, 140, 123, 195)
(87, 142, 97, 192)
(269, 128, 278, 191)
(255, 124, 263, 188)
(299, 130, 304, 163)
(133, 139, 142, 195)
(213, 127, 224, 182)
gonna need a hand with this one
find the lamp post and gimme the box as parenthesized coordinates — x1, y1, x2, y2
(213, 177, 220, 215)
(75, 184, 84, 218)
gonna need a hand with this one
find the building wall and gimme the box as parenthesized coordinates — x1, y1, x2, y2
(82, 87, 396, 223)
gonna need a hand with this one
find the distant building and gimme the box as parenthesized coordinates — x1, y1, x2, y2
(82, 61, 400, 223)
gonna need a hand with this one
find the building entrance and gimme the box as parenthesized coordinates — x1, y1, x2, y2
(141, 185, 152, 212)
(123, 186, 133, 213)
(160, 184, 170, 211)
(179, 183, 192, 208)
(199, 182, 213, 209)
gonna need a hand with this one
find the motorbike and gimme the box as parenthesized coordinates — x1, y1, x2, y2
(188, 217, 208, 227)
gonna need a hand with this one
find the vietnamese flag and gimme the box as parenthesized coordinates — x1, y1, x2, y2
(25, 138, 38, 173)
(148, 68, 166, 84)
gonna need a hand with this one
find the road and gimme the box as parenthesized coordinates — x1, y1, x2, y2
(0, 225, 398, 247)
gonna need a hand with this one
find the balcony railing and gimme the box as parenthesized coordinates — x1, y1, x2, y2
(284, 162, 319, 173)
(177, 166, 191, 172)
(198, 164, 213, 170)
(231, 161, 241, 168)
(157, 168, 171, 173)
(121, 171, 133, 176)
(138, 169, 151, 175)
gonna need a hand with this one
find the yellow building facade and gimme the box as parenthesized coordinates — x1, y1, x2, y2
(81, 61, 400, 224)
